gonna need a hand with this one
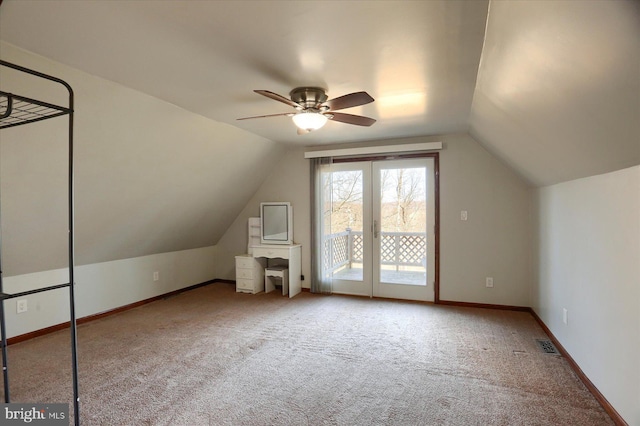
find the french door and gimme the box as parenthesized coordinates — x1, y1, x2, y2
(325, 157, 436, 302)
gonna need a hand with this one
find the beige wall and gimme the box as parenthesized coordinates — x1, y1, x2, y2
(533, 166, 640, 425)
(215, 148, 311, 283)
(3, 246, 217, 338)
(0, 42, 282, 276)
(439, 134, 532, 305)
(217, 133, 533, 307)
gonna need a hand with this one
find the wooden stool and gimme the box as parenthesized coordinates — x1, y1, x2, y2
(265, 266, 289, 296)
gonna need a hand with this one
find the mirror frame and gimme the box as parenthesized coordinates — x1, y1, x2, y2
(260, 202, 293, 245)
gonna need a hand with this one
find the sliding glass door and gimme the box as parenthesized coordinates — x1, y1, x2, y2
(324, 157, 436, 302)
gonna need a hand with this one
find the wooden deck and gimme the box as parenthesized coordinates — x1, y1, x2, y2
(332, 266, 427, 286)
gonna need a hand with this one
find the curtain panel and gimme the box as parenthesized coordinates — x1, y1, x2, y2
(310, 156, 332, 294)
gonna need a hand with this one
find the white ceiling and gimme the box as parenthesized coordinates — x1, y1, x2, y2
(1, 0, 638, 187)
(0, 0, 488, 146)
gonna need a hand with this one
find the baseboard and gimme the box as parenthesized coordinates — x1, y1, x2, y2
(6, 279, 221, 346)
(528, 309, 628, 426)
(437, 299, 531, 311)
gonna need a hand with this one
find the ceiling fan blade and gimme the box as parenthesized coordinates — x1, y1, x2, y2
(329, 112, 376, 127)
(237, 112, 294, 121)
(325, 91, 374, 111)
(254, 90, 302, 109)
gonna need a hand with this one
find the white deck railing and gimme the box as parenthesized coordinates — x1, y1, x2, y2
(323, 229, 426, 273)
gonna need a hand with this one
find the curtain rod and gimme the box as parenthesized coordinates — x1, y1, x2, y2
(304, 142, 442, 159)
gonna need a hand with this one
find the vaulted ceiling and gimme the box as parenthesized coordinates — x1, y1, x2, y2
(470, 0, 639, 186)
(2, 0, 638, 187)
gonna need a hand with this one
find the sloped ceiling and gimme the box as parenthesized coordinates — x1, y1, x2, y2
(0, 42, 284, 275)
(470, 0, 640, 187)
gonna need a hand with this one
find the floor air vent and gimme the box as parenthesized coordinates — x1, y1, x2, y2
(536, 339, 560, 355)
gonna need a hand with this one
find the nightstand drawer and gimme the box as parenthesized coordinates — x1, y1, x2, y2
(236, 268, 254, 280)
(235, 256, 255, 269)
(236, 278, 254, 290)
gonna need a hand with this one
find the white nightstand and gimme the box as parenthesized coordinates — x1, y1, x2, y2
(235, 254, 266, 294)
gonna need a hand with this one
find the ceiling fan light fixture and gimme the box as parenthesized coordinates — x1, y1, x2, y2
(292, 111, 328, 131)
(238, 88, 376, 133)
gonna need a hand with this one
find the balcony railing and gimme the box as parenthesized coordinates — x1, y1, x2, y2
(323, 229, 426, 274)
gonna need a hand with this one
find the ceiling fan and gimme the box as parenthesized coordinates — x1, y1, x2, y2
(237, 87, 376, 134)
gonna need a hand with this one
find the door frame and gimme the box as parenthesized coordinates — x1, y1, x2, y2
(332, 152, 440, 302)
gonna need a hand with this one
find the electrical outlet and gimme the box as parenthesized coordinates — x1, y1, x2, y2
(460, 210, 468, 221)
(563, 308, 568, 325)
(17, 299, 28, 314)
(485, 277, 494, 288)
(301, 275, 304, 281)
(153, 271, 159, 281)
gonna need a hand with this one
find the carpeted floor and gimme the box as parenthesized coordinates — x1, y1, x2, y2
(2, 283, 614, 425)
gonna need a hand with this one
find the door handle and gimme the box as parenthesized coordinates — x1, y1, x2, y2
(373, 220, 379, 238)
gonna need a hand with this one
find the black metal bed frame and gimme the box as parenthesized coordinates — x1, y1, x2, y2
(0, 60, 80, 425)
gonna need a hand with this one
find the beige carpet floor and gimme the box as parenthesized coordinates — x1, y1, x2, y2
(2, 283, 614, 425)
